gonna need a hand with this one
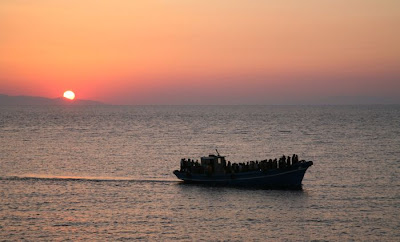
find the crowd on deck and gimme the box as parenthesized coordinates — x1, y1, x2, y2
(180, 154, 306, 174)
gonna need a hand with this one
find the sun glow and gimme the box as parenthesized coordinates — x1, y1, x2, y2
(63, 90, 75, 100)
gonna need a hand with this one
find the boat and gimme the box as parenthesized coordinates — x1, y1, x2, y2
(173, 151, 313, 189)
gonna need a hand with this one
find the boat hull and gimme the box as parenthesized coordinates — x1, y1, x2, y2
(173, 161, 313, 189)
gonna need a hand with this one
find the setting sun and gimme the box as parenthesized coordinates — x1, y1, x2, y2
(63, 90, 75, 100)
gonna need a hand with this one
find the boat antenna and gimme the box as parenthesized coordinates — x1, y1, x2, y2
(216, 149, 220, 156)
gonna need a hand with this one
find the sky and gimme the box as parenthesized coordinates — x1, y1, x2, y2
(1, 0, 399, 104)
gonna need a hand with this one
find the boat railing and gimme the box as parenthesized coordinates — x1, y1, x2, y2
(179, 154, 310, 175)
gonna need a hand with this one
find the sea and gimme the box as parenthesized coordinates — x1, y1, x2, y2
(1, 105, 399, 241)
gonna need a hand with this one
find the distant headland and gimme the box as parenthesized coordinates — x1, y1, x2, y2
(0, 94, 104, 106)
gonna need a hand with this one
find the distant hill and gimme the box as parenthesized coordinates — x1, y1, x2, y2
(316, 96, 399, 105)
(0, 94, 104, 106)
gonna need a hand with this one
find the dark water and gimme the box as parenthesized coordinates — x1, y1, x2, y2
(1, 105, 399, 241)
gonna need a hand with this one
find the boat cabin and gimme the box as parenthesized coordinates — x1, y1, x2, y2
(201, 154, 226, 174)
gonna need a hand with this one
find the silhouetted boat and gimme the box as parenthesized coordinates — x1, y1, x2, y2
(173, 152, 313, 189)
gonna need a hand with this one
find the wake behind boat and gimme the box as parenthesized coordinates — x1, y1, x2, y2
(173, 151, 313, 189)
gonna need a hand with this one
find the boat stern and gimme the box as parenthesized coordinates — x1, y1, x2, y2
(173, 170, 187, 181)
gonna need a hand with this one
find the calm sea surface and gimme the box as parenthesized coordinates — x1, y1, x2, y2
(1, 105, 399, 241)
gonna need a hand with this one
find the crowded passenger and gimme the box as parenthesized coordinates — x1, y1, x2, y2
(180, 154, 305, 174)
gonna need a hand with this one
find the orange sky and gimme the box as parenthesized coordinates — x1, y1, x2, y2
(1, 1, 399, 104)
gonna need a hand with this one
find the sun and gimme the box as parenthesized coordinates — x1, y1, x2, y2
(63, 90, 75, 100)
